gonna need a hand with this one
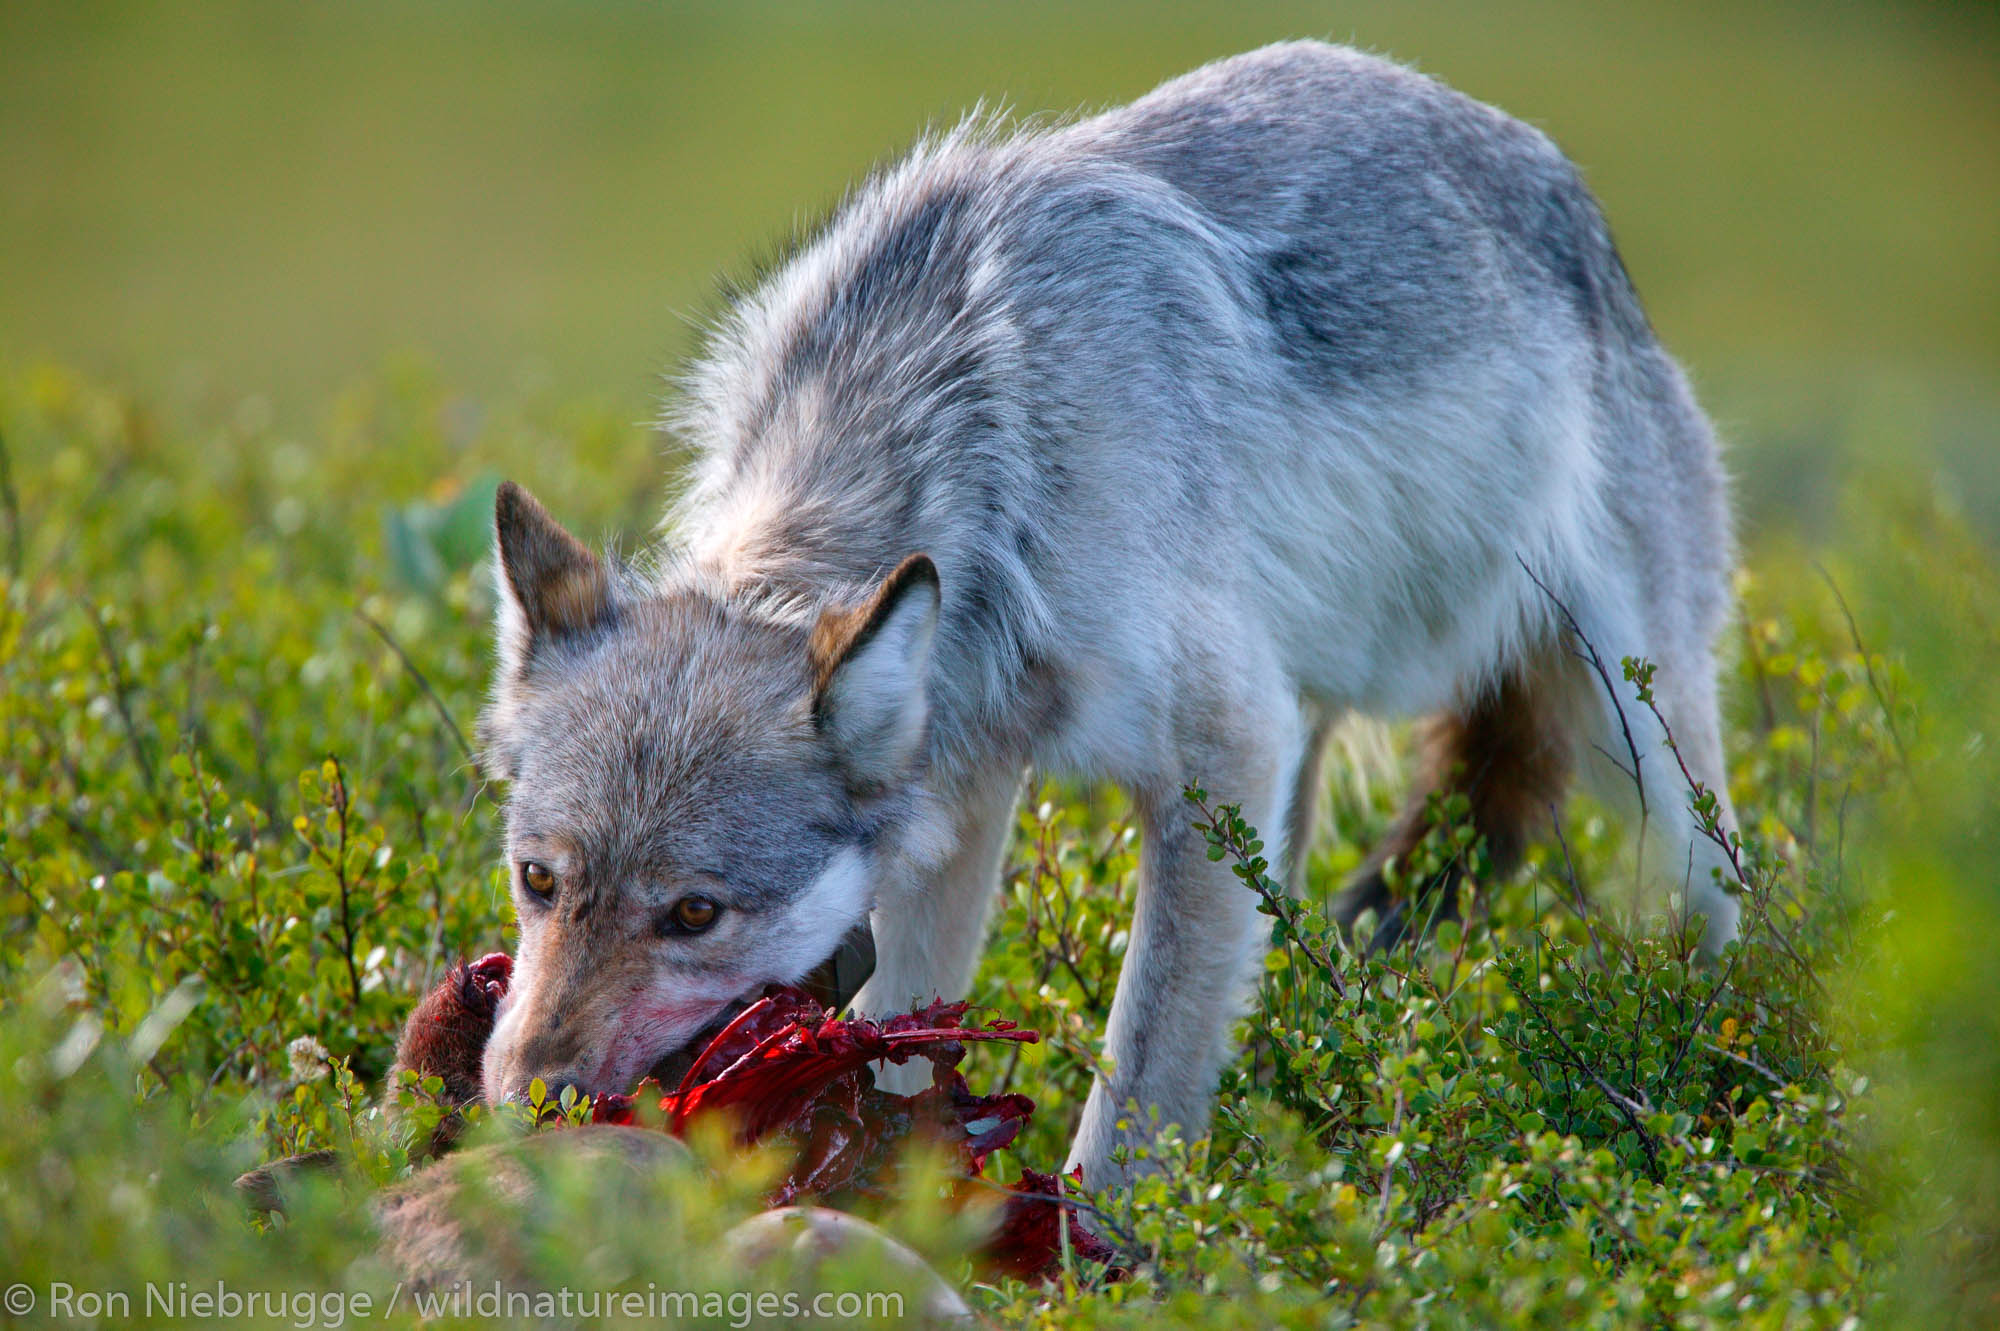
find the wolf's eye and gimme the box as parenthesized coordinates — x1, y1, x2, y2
(661, 894, 720, 936)
(520, 861, 556, 899)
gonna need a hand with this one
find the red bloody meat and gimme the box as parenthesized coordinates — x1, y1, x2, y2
(396, 957, 1120, 1280)
(392, 953, 513, 1104)
(983, 1169, 1126, 1280)
(389, 952, 515, 1160)
(592, 991, 1039, 1203)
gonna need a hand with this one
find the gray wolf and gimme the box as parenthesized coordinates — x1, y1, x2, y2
(472, 40, 1740, 1188)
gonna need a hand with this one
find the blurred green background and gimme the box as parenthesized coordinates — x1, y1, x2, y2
(3, 0, 1997, 532)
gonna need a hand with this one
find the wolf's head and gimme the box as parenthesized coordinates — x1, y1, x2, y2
(474, 482, 938, 1106)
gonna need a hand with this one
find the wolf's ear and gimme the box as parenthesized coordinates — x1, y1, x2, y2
(810, 555, 941, 790)
(490, 480, 613, 679)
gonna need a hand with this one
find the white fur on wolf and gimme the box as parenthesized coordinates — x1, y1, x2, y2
(474, 41, 1742, 1190)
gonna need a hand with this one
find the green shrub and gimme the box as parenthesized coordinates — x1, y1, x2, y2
(1, 364, 1990, 1327)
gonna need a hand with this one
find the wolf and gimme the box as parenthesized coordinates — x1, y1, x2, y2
(472, 41, 1740, 1188)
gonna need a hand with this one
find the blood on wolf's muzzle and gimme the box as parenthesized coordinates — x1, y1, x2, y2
(638, 922, 877, 1090)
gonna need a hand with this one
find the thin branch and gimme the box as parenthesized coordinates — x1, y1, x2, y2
(1696, 1037, 1790, 1088)
(356, 608, 476, 765)
(1662, 952, 1742, 1087)
(1187, 788, 1346, 997)
(1516, 556, 1648, 826)
(204, 1036, 254, 1095)
(0, 427, 22, 577)
(1812, 561, 1910, 773)
(1626, 686, 1829, 996)
(1375, 1086, 1406, 1238)
(1739, 619, 1779, 735)
(1545, 801, 1611, 972)
(960, 1173, 1142, 1271)
(87, 605, 162, 808)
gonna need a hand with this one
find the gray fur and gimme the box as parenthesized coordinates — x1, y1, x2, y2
(477, 42, 1740, 1188)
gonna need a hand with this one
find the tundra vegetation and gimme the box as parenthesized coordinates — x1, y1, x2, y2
(1, 363, 1995, 1327)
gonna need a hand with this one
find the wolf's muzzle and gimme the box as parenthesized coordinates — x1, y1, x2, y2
(640, 921, 877, 1089)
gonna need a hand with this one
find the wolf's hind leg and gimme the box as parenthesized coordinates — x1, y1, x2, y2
(1333, 652, 1581, 950)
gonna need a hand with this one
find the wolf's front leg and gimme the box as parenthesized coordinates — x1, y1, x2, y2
(855, 763, 1026, 1092)
(1066, 776, 1280, 1190)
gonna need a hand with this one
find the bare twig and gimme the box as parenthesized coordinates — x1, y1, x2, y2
(1739, 619, 1779, 735)
(1376, 1086, 1406, 1237)
(1661, 951, 1741, 1087)
(356, 608, 476, 765)
(1803, 701, 1822, 852)
(1545, 801, 1610, 972)
(0, 427, 22, 577)
(1515, 557, 1649, 843)
(1697, 1037, 1790, 1088)
(1813, 561, 1911, 773)
(961, 1173, 1142, 1269)
(204, 1036, 254, 1095)
(88, 605, 162, 808)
